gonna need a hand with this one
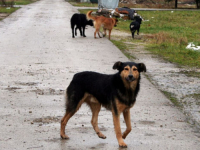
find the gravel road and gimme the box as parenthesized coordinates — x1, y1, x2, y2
(0, 0, 199, 149)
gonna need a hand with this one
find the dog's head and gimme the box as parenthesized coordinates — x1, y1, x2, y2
(134, 16, 143, 24)
(113, 61, 146, 83)
(87, 19, 94, 26)
(114, 19, 118, 27)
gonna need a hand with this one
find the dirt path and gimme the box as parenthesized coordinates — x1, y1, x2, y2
(0, 0, 199, 149)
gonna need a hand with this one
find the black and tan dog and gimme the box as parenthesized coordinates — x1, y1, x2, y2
(60, 61, 146, 148)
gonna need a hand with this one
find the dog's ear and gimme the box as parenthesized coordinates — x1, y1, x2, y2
(138, 63, 146, 72)
(113, 61, 123, 70)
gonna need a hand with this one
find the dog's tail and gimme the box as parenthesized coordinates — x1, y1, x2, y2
(86, 10, 96, 21)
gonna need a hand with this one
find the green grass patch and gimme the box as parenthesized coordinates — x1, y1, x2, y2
(0, 0, 36, 5)
(79, 9, 200, 68)
(0, 6, 19, 13)
(14, 0, 38, 5)
(139, 11, 200, 67)
(162, 91, 182, 108)
(67, 1, 98, 7)
(179, 70, 200, 78)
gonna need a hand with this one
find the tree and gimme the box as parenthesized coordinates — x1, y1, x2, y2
(1, 0, 6, 6)
(175, 0, 178, 8)
(195, 0, 200, 8)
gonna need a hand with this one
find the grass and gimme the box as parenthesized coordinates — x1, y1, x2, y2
(162, 91, 182, 108)
(0, 0, 37, 6)
(14, 0, 38, 5)
(111, 38, 136, 60)
(140, 11, 200, 68)
(67, 0, 98, 7)
(0, 6, 19, 13)
(79, 9, 200, 69)
(0, 0, 37, 20)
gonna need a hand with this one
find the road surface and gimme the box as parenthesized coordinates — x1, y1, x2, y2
(0, 0, 199, 149)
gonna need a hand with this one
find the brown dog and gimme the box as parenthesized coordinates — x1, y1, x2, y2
(86, 10, 118, 40)
(60, 61, 146, 148)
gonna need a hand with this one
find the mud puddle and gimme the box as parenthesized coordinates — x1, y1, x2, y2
(32, 116, 62, 125)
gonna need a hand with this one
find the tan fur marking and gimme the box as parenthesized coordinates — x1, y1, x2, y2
(60, 93, 90, 139)
(130, 66, 139, 89)
(112, 107, 127, 148)
(111, 99, 129, 147)
(86, 99, 106, 139)
(120, 65, 140, 89)
(60, 112, 73, 139)
(122, 109, 132, 139)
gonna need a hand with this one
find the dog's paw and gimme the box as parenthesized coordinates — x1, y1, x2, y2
(60, 134, 69, 139)
(97, 132, 106, 139)
(122, 134, 126, 139)
(119, 142, 127, 148)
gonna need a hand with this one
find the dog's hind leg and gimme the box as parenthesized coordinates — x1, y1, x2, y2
(122, 109, 132, 139)
(87, 100, 106, 139)
(60, 111, 74, 139)
(94, 29, 101, 38)
(75, 25, 82, 37)
(60, 92, 87, 139)
(137, 28, 140, 35)
(97, 31, 102, 38)
(71, 24, 75, 38)
(132, 30, 135, 38)
(75, 26, 82, 36)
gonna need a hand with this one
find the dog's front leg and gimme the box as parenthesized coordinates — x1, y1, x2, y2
(137, 28, 139, 35)
(112, 111, 127, 148)
(122, 109, 132, 139)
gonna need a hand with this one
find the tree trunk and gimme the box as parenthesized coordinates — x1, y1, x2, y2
(1, 0, 7, 6)
(175, 0, 178, 8)
(196, 0, 200, 9)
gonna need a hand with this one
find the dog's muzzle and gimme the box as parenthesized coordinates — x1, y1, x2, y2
(126, 75, 135, 82)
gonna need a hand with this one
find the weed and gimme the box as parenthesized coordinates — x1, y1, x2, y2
(162, 91, 182, 108)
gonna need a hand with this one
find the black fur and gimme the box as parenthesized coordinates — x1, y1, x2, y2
(129, 16, 142, 38)
(70, 13, 93, 38)
(65, 61, 146, 115)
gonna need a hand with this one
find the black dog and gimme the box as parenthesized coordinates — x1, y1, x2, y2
(60, 61, 146, 148)
(130, 16, 142, 38)
(70, 13, 93, 38)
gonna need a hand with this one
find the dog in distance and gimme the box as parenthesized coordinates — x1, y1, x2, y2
(70, 13, 93, 38)
(130, 16, 143, 38)
(86, 10, 118, 40)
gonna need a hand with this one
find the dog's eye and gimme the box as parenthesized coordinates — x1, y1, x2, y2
(124, 68, 129, 71)
(133, 68, 137, 71)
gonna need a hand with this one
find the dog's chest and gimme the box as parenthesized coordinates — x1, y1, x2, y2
(117, 90, 136, 107)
